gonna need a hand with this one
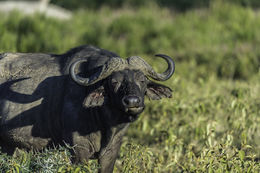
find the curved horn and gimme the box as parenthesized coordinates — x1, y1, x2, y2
(154, 54, 175, 80)
(128, 54, 175, 81)
(70, 57, 127, 86)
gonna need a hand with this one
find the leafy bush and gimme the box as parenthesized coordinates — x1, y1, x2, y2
(1, 2, 259, 80)
(0, 147, 99, 172)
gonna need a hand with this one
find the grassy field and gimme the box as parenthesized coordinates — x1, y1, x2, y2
(0, 1, 260, 172)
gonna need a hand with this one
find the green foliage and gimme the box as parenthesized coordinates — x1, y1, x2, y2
(0, 1, 260, 172)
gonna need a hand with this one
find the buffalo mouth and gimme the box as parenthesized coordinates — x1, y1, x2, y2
(125, 107, 144, 114)
(124, 106, 144, 121)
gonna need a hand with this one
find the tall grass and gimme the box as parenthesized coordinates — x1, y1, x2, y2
(0, 1, 259, 172)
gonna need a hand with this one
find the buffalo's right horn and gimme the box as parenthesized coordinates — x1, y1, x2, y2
(70, 57, 127, 86)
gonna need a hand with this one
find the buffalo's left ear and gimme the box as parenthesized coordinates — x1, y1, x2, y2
(146, 81, 172, 100)
(83, 86, 106, 108)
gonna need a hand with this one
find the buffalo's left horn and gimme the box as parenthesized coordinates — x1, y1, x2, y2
(70, 57, 127, 86)
(128, 54, 175, 81)
(153, 54, 175, 80)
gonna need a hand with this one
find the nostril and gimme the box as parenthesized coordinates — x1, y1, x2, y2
(123, 97, 129, 105)
(123, 96, 140, 107)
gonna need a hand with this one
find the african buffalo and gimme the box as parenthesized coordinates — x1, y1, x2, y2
(0, 45, 174, 173)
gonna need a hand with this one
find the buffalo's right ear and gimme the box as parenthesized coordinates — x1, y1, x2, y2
(83, 86, 106, 108)
(146, 81, 172, 100)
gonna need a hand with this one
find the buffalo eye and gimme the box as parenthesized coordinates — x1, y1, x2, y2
(111, 78, 118, 86)
(140, 78, 146, 84)
(140, 76, 147, 84)
(111, 78, 121, 91)
(136, 76, 147, 89)
(134, 71, 146, 85)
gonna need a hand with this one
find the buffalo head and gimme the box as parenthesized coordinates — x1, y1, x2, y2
(69, 54, 175, 121)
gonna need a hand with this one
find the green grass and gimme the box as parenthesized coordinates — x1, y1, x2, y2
(0, 1, 260, 172)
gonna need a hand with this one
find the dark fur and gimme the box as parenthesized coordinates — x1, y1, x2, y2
(0, 45, 172, 173)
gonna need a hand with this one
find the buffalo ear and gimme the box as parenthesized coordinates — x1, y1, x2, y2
(146, 81, 172, 100)
(83, 86, 106, 108)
